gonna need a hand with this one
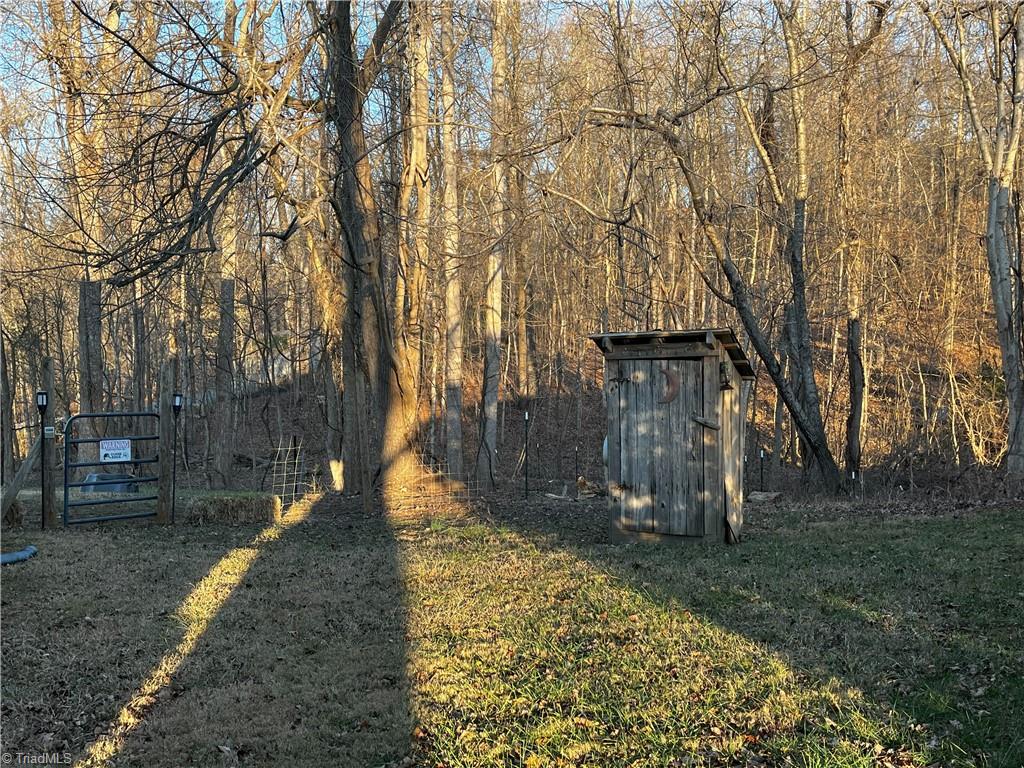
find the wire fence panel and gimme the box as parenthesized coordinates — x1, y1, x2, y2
(271, 437, 305, 510)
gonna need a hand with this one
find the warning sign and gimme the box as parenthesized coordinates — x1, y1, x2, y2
(99, 438, 131, 463)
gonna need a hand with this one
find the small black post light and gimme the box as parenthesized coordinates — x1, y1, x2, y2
(36, 391, 48, 530)
(171, 393, 183, 523)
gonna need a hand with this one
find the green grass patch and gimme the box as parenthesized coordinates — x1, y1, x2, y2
(1, 496, 1021, 766)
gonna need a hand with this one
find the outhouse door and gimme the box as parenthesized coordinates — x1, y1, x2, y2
(610, 357, 707, 536)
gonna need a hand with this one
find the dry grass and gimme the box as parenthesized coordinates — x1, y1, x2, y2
(1, 493, 1021, 767)
(1, 494, 410, 766)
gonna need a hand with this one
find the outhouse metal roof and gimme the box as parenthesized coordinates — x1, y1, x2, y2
(588, 327, 756, 379)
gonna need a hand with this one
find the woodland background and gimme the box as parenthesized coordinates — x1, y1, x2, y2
(1, 0, 1022, 501)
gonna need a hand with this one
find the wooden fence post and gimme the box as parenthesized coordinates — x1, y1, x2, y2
(42, 357, 57, 528)
(156, 357, 178, 524)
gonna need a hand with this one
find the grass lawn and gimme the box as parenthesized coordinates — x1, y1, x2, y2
(1, 493, 1021, 767)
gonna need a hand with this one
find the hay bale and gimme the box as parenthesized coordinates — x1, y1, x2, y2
(2, 499, 25, 527)
(746, 491, 781, 504)
(184, 492, 282, 525)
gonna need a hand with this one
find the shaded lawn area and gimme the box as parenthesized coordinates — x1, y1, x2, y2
(1, 494, 1021, 767)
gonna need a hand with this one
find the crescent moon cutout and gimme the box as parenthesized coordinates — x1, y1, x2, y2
(658, 365, 680, 403)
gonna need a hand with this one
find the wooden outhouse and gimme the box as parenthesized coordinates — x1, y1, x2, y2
(590, 329, 755, 544)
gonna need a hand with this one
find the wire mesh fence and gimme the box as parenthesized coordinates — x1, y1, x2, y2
(380, 450, 481, 514)
(271, 437, 306, 510)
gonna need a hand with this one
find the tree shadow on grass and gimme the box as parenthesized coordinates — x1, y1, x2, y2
(1, 522, 259, 758)
(470, 496, 1024, 767)
(1, 493, 412, 767)
(102, 493, 410, 767)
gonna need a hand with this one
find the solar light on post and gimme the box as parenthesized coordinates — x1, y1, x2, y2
(35, 390, 48, 530)
(172, 393, 183, 523)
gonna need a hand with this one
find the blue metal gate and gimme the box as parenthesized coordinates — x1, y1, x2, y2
(62, 411, 163, 525)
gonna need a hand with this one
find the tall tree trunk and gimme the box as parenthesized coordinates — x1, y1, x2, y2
(845, 317, 865, 478)
(476, 0, 508, 488)
(441, 0, 464, 481)
(210, 196, 238, 489)
(308, 233, 350, 493)
(0, 339, 14, 486)
(397, 0, 430, 400)
(77, 279, 104, 467)
(379, 0, 430, 494)
(515, 281, 534, 400)
(327, 1, 410, 505)
(778, 3, 830, 477)
(836, 0, 888, 481)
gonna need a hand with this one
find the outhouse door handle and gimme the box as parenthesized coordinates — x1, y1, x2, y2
(692, 415, 720, 431)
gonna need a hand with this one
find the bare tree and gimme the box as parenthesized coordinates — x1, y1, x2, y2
(476, 0, 508, 489)
(440, 0, 464, 481)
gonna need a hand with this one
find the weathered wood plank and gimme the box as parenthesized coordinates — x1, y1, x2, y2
(702, 354, 722, 541)
(666, 358, 693, 536)
(604, 345, 714, 361)
(735, 378, 747, 538)
(689, 360, 705, 537)
(632, 361, 651, 532)
(652, 360, 672, 534)
(640, 360, 655, 532)
(618, 360, 635, 530)
(606, 359, 623, 529)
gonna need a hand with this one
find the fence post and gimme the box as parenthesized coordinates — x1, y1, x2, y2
(41, 357, 57, 528)
(156, 358, 177, 524)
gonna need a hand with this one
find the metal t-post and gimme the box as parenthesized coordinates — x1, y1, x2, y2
(524, 410, 529, 500)
(172, 393, 183, 523)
